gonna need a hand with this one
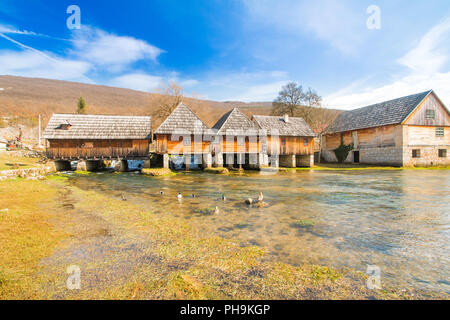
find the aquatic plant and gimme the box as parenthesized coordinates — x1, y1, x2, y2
(291, 219, 315, 228)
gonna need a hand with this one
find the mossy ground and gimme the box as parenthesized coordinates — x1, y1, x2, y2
(295, 163, 450, 171)
(203, 167, 229, 174)
(142, 168, 175, 176)
(0, 176, 446, 300)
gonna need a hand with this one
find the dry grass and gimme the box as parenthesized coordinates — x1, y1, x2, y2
(0, 152, 41, 171)
(0, 179, 70, 299)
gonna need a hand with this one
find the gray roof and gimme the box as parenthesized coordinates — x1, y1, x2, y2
(213, 107, 258, 135)
(43, 114, 151, 140)
(252, 115, 316, 137)
(326, 90, 432, 133)
(155, 103, 209, 134)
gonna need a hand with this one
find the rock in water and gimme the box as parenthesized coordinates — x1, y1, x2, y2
(214, 206, 220, 214)
(177, 193, 183, 200)
(245, 198, 253, 205)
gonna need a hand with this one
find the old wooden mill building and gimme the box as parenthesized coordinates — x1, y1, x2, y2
(43, 89, 449, 171)
(43, 114, 152, 171)
(321, 90, 450, 166)
(44, 104, 316, 170)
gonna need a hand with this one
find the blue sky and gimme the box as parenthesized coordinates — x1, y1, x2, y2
(1, 0, 450, 109)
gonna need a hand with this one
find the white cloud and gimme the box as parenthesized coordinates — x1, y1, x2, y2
(325, 19, 450, 109)
(397, 18, 450, 74)
(243, 0, 365, 54)
(109, 73, 163, 92)
(0, 50, 92, 82)
(0, 24, 38, 35)
(0, 24, 165, 86)
(70, 27, 164, 71)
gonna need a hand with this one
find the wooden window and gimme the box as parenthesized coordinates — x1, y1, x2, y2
(304, 138, 308, 146)
(412, 149, 421, 158)
(237, 136, 245, 146)
(426, 109, 435, 120)
(439, 149, 447, 158)
(281, 138, 286, 146)
(436, 127, 444, 137)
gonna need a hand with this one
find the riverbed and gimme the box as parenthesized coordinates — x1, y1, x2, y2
(60, 169, 450, 294)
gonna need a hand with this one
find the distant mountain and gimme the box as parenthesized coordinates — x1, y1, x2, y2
(0, 75, 339, 131)
(0, 75, 273, 128)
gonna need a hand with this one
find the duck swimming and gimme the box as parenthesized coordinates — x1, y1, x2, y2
(177, 193, 183, 200)
(258, 192, 264, 203)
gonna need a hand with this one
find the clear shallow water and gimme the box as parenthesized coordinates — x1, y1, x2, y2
(65, 170, 450, 294)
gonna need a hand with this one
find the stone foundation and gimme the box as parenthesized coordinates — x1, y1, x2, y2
(213, 153, 224, 167)
(279, 155, 296, 168)
(163, 154, 169, 169)
(296, 154, 314, 167)
(76, 161, 87, 171)
(55, 160, 71, 171)
(86, 160, 102, 172)
(403, 146, 450, 166)
(203, 153, 212, 168)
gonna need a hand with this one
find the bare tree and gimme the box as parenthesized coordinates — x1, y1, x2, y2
(271, 82, 339, 134)
(150, 81, 184, 122)
(272, 82, 305, 116)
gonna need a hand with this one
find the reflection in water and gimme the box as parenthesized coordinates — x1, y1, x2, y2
(65, 170, 450, 293)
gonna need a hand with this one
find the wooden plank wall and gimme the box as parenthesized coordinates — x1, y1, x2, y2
(324, 125, 401, 150)
(405, 94, 450, 126)
(212, 136, 260, 154)
(155, 134, 211, 154)
(266, 136, 314, 155)
(47, 139, 149, 159)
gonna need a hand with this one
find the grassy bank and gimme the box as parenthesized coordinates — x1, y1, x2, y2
(0, 153, 41, 171)
(0, 179, 70, 299)
(295, 163, 450, 171)
(0, 177, 445, 300)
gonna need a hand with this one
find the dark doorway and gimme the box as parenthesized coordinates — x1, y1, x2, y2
(353, 151, 360, 163)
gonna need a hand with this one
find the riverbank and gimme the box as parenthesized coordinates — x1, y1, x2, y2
(298, 163, 450, 171)
(0, 175, 447, 300)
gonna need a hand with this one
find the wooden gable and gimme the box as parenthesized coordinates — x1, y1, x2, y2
(404, 92, 450, 126)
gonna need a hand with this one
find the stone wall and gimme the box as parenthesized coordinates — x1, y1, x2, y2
(279, 155, 296, 168)
(0, 164, 57, 180)
(321, 150, 338, 162)
(403, 146, 450, 166)
(296, 154, 314, 167)
(357, 147, 403, 166)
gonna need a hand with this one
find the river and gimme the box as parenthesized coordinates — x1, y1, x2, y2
(62, 169, 450, 294)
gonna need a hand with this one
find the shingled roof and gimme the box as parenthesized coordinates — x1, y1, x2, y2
(252, 115, 316, 137)
(155, 103, 209, 134)
(43, 114, 152, 140)
(326, 90, 432, 133)
(213, 108, 258, 135)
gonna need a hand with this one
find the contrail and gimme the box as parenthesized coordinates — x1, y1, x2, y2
(0, 32, 58, 62)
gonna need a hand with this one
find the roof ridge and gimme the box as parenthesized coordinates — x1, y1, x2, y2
(342, 90, 432, 114)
